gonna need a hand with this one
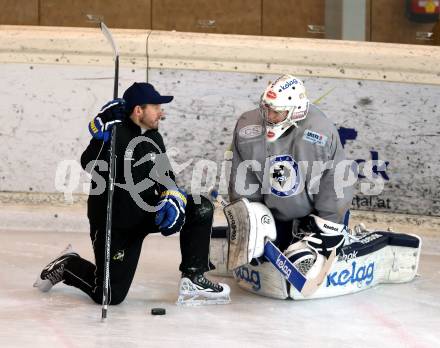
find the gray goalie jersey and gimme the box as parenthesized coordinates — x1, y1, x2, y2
(228, 104, 353, 223)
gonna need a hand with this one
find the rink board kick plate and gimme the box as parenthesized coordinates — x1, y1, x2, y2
(229, 231, 422, 300)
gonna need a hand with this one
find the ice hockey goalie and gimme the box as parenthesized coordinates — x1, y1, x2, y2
(211, 198, 422, 300)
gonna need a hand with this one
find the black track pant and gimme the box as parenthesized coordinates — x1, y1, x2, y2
(62, 195, 213, 305)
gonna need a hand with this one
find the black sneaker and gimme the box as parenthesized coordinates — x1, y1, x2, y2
(33, 244, 78, 292)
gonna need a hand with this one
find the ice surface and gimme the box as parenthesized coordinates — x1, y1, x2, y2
(0, 208, 439, 348)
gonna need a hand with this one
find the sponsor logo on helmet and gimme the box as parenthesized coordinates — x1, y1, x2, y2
(239, 125, 263, 139)
(303, 129, 327, 146)
(266, 90, 277, 99)
(291, 110, 307, 120)
(278, 79, 299, 92)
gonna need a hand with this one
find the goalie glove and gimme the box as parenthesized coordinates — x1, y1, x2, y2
(285, 215, 345, 277)
(296, 215, 346, 258)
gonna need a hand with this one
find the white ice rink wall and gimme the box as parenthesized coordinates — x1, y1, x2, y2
(0, 26, 439, 216)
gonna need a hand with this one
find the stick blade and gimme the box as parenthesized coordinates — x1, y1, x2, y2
(99, 22, 119, 59)
(85, 14, 104, 23)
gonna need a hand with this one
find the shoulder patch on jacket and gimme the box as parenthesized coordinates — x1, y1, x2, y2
(239, 125, 263, 139)
(303, 129, 328, 146)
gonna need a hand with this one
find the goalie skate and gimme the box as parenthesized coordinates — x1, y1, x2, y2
(176, 274, 231, 306)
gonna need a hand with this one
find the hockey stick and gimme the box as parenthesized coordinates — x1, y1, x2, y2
(101, 21, 119, 321)
(86, 16, 119, 98)
(210, 190, 335, 297)
(99, 22, 120, 99)
(88, 16, 120, 320)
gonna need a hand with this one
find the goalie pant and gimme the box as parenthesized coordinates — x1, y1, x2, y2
(60, 195, 213, 305)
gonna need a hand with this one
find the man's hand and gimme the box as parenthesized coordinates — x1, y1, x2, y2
(88, 98, 126, 142)
(155, 189, 187, 236)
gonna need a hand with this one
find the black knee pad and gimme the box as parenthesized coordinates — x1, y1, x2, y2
(187, 195, 214, 224)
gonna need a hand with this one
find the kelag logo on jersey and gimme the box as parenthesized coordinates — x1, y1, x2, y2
(234, 266, 261, 291)
(326, 261, 375, 287)
(269, 155, 300, 197)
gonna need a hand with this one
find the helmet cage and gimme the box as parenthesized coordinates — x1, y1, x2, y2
(259, 75, 310, 141)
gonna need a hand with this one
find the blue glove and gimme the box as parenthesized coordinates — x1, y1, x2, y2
(155, 189, 187, 236)
(88, 98, 126, 142)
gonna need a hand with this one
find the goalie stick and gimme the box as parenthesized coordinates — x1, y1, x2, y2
(210, 190, 336, 297)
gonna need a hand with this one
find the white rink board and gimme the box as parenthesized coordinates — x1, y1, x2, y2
(0, 64, 439, 215)
(0, 27, 439, 216)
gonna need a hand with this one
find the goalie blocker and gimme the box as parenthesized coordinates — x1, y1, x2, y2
(221, 198, 422, 300)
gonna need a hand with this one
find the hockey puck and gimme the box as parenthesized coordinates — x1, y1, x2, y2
(151, 308, 166, 316)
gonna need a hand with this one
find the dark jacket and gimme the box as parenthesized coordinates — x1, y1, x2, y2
(80, 118, 176, 229)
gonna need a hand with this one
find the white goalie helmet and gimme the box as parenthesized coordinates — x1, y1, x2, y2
(260, 74, 310, 142)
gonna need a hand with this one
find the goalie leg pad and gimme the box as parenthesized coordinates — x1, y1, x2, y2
(208, 231, 233, 277)
(233, 262, 289, 300)
(224, 198, 276, 270)
(224, 199, 253, 270)
(289, 231, 422, 300)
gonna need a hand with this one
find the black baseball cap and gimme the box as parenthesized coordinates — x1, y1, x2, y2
(123, 82, 174, 112)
